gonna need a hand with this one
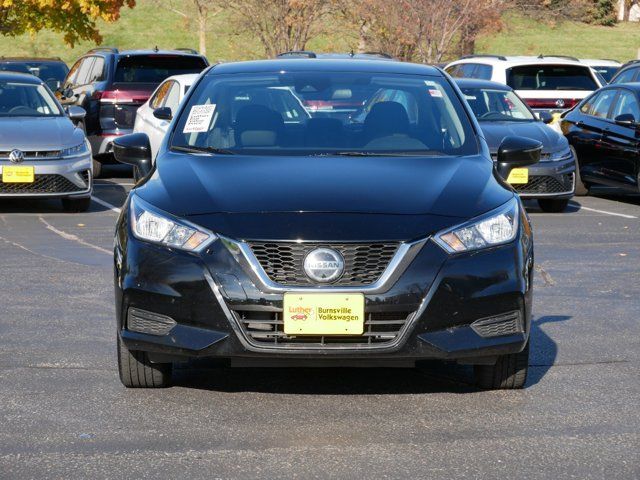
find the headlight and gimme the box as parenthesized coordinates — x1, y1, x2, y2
(129, 195, 216, 252)
(434, 198, 519, 253)
(547, 147, 572, 162)
(61, 139, 90, 158)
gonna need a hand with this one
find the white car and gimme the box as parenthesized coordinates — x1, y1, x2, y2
(134, 73, 199, 161)
(444, 55, 603, 117)
(580, 58, 621, 84)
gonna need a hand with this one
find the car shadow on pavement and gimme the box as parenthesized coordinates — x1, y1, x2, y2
(527, 314, 572, 387)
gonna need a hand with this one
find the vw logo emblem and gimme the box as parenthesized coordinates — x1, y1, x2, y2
(9, 149, 25, 164)
(555, 99, 565, 108)
(303, 248, 344, 283)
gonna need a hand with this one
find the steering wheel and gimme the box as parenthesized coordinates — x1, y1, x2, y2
(8, 106, 37, 115)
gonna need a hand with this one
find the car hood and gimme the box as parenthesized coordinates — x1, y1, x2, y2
(136, 152, 513, 232)
(0, 116, 83, 150)
(479, 121, 567, 153)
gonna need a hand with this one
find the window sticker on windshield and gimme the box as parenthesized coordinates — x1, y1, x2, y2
(183, 104, 216, 133)
(464, 95, 477, 100)
(428, 88, 443, 98)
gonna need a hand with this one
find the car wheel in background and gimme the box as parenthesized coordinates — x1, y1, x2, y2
(117, 335, 172, 388)
(92, 159, 103, 179)
(538, 198, 570, 213)
(572, 147, 589, 196)
(61, 197, 91, 213)
(474, 341, 529, 390)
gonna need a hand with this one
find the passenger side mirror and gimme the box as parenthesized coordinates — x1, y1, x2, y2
(614, 113, 637, 127)
(537, 111, 554, 124)
(153, 107, 173, 121)
(496, 136, 542, 180)
(112, 133, 153, 177)
(66, 105, 86, 124)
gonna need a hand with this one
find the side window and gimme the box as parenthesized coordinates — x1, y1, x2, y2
(65, 59, 82, 86)
(473, 64, 493, 80)
(164, 81, 181, 113)
(88, 57, 105, 83)
(589, 89, 617, 119)
(610, 90, 640, 122)
(74, 57, 96, 86)
(459, 64, 478, 78)
(150, 81, 172, 109)
(611, 67, 638, 84)
(445, 65, 462, 77)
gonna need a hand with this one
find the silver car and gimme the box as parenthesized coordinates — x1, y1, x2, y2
(0, 72, 92, 212)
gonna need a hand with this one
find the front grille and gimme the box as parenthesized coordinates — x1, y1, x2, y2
(0, 150, 61, 160)
(471, 311, 523, 338)
(236, 310, 412, 347)
(248, 242, 398, 286)
(514, 173, 574, 194)
(0, 174, 85, 194)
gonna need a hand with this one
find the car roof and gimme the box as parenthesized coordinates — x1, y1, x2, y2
(580, 58, 621, 66)
(0, 71, 42, 84)
(84, 48, 205, 58)
(601, 81, 640, 92)
(454, 78, 512, 90)
(0, 57, 64, 63)
(207, 59, 442, 76)
(448, 55, 588, 68)
(164, 73, 200, 84)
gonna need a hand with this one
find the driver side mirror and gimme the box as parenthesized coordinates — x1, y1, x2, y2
(614, 113, 638, 128)
(496, 136, 542, 180)
(153, 107, 173, 121)
(112, 133, 153, 177)
(66, 105, 86, 125)
(537, 111, 554, 124)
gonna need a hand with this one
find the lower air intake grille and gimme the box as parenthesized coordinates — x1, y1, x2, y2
(127, 308, 176, 336)
(236, 310, 412, 347)
(0, 174, 85, 194)
(248, 242, 398, 286)
(471, 311, 523, 338)
(514, 173, 574, 194)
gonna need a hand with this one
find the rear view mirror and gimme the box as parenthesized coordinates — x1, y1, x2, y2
(113, 133, 153, 177)
(153, 107, 173, 121)
(537, 111, 554, 124)
(66, 105, 86, 124)
(614, 113, 637, 127)
(496, 136, 542, 180)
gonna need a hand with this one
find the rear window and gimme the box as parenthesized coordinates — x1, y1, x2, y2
(0, 61, 68, 84)
(114, 55, 207, 84)
(507, 65, 598, 91)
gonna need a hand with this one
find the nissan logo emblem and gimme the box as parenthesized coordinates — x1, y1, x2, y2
(303, 248, 345, 283)
(9, 149, 25, 164)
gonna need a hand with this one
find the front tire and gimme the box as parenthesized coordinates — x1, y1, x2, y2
(61, 197, 91, 213)
(538, 198, 569, 213)
(474, 341, 529, 390)
(117, 335, 172, 388)
(92, 159, 103, 179)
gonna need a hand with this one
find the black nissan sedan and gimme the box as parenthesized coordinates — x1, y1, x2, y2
(456, 79, 576, 212)
(112, 59, 541, 390)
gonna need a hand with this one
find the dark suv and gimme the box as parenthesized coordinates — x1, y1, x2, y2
(58, 48, 208, 176)
(0, 57, 68, 91)
(609, 60, 640, 85)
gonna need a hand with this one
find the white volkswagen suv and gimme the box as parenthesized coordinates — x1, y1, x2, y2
(445, 55, 603, 117)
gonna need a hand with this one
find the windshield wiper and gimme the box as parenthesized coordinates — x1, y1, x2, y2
(171, 145, 235, 155)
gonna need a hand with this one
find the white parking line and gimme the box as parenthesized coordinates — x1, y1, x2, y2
(91, 196, 122, 214)
(38, 217, 111, 255)
(570, 202, 637, 219)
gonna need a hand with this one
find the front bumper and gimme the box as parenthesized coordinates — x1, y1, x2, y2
(114, 203, 534, 365)
(512, 156, 575, 199)
(0, 154, 92, 199)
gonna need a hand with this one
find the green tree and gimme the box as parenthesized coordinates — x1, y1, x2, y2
(0, 0, 136, 46)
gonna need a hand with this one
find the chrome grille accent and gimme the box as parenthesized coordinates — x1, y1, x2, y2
(236, 310, 412, 347)
(0, 150, 61, 160)
(514, 173, 574, 195)
(0, 174, 85, 194)
(248, 242, 398, 286)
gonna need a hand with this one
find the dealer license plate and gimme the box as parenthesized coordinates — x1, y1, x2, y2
(507, 168, 529, 185)
(2, 166, 34, 183)
(283, 293, 364, 335)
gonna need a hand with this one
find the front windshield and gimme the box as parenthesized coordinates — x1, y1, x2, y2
(460, 87, 535, 122)
(170, 71, 477, 156)
(0, 81, 62, 117)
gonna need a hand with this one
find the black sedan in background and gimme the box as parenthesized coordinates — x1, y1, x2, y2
(561, 83, 640, 194)
(456, 79, 575, 212)
(112, 59, 541, 390)
(0, 57, 69, 91)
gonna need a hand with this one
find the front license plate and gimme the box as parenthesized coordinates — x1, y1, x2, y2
(507, 168, 529, 185)
(283, 293, 364, 335)
(2, 166, 34, 183)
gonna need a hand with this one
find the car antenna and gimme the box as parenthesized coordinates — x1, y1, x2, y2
(350, 48, 354, 58)
(154, 45, 159, 52)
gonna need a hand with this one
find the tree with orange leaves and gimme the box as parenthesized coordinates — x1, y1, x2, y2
(0, 0, 135, 46)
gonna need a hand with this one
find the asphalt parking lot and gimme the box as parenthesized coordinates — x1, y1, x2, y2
(1, 165, 638, 479)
